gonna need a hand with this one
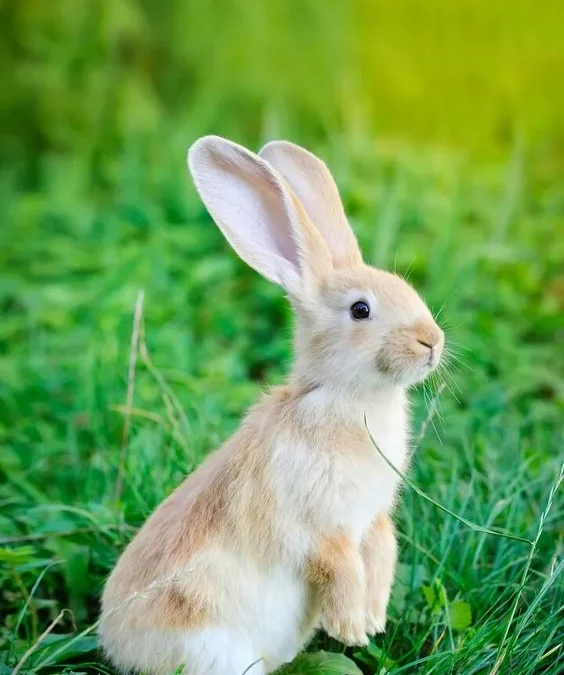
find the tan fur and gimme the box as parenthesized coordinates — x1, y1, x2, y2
(260, 140, 363, 268)
(307, 533, 368, 646)
(361, 514, 398, 634)
(286, 190, 334, 288)
(100, 136, 446, 675)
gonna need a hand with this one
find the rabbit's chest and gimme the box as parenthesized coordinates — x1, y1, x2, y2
(269, 393, 409, 547)
(313, 404, 409, 538)
(328, 430, 407, 538)
(271, 423, 408, 545)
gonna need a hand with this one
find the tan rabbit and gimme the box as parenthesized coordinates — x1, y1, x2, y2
(99, 136, 444, 675)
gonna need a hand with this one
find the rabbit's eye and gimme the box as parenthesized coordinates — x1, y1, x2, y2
(350, 301, 370, 320)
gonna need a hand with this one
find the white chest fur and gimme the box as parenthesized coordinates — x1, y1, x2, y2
(343, 395, 409, 539)
(270, 386, 409, 549)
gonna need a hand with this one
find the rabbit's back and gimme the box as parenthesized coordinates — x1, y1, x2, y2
(99, 387, 318, 672)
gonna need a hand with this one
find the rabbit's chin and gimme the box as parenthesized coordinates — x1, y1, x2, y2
(372, 357, 440, 389)
(314, 362, 435, 398)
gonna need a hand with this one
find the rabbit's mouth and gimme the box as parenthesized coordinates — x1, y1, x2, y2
(375, 340, 442, 385)
(426, 346, 441, 369)
(419, 346, 442, 377)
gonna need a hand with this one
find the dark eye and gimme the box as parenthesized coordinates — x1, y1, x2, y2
(350, 300, 370, 320)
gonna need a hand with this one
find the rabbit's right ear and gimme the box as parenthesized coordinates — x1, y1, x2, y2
(188, 136, 332, 297)
(259, 141, 363, 269)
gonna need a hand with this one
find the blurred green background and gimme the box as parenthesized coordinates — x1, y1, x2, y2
(2, 0, 564, 165)
(1, 1, 563, 674)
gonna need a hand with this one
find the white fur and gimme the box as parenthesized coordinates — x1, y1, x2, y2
(269, 387, 408, 547)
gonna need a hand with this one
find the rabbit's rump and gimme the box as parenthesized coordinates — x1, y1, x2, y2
(99, 545, 316, 674)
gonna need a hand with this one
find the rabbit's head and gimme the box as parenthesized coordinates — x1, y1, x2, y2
(188, 137, 443, 393)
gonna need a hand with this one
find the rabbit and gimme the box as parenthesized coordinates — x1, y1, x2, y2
(99, 136, 444, 675)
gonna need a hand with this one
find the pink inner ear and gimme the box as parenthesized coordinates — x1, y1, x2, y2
(189, 138, 303, 288)
(243, 168, 302, 272)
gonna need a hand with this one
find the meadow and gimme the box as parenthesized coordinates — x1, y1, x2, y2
(1, 1, 563, 674)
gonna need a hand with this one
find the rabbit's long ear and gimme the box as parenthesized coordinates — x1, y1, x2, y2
(188, 136, 332, 297)
(259, 141, 363, 268)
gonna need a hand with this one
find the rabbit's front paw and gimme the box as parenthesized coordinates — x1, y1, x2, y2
(365, 589, 389, 635)
(322, 609, 369, 647)
(366, 610, 386, 635)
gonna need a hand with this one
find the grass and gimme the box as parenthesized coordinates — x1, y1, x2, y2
(1, 130, 563, 675)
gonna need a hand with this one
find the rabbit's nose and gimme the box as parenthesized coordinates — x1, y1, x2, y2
(414, 323, 444, 351)
(413, 322, 444, 367)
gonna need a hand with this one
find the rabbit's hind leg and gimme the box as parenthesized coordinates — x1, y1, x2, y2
(182, 627, 265, 675)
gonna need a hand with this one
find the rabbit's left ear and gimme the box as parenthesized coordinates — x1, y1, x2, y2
(260, 141, 363, 268)
(188, 135, 333, 299)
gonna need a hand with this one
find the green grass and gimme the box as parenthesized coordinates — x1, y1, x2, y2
(1, 131, 562, 674)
